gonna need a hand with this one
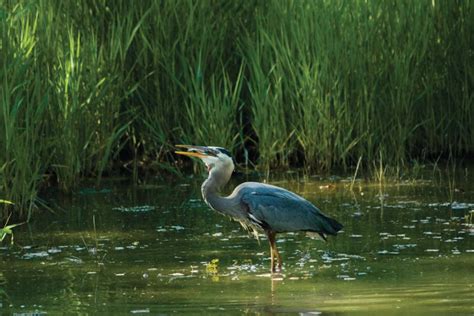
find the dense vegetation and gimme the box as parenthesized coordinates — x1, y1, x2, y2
(0, 0, 472, 218)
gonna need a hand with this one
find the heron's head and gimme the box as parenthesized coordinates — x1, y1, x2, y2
(175, 145, 234, 177)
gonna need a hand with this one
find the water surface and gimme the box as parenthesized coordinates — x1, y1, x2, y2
(1, 170, 473, 315)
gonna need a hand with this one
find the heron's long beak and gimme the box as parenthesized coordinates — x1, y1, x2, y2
(174, 144, 213, 158)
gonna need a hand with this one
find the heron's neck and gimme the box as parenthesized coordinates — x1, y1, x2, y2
(201, 173, 240, 218)
(201, 176, 227, 211)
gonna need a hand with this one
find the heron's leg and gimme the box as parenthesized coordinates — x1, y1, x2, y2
(274, 243, 282, 271)
(270, 244, 275, 273)
(268, 232, 275, 272)
(267, 231, 281, 273)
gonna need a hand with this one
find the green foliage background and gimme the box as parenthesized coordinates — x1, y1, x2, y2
(0, 0, 472, 217)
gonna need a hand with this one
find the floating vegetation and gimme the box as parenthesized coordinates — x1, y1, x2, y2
(321, 252, 365, 264)
(227, 262, 259, 273)
(112, 205, 155, 213)
(428, 202, 474, 210)
(22, 251, 50, 260)
(337, 253, 366, 260)
(336, 274, 356, 281)
(78, 188, 112, 195)
(47, 247, 62, 254)
(393, 244, 417, 250)
(377, 250, 400, 255)
(255, 273, 274, 278)
(65, 257, 83, 264)
(110, 242, 141, 251)
(156, 225, 185, 233)
(423, 231, 439, 236)
(184, 199, 205, 209)
(130, 308, 150, 314)
(444, 239, 457, 243)
(379, 232, 398, 240)
(206, 259, 220, 275)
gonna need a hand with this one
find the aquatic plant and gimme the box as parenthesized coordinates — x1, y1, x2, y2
(0, 213, 24, 244)
(0, 222, 23, 244)
(205, 258, 219, 275)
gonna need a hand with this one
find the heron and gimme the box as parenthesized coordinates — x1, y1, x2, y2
(175, 145, 343, 272)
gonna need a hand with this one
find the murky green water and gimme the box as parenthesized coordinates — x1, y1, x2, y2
(1, 170, 473, 315)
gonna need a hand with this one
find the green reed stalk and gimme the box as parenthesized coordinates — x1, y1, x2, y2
(241, 24, 297, 169)
(0, 3, 51, 218)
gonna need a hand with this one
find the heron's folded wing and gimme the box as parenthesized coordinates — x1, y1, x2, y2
(240, 187, 341, 234)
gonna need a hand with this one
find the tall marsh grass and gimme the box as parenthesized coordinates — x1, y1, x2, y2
(0, 0, 472, 219)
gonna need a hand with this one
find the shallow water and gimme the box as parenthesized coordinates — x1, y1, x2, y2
(1, 171, 473, 315)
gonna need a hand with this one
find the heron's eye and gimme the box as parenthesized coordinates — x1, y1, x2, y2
(204, 149, 218, 157)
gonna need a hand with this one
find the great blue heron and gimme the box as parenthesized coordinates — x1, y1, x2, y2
(175, 145, 343, 272)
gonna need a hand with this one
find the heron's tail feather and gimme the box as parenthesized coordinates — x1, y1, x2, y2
(321, 215, 343, 235)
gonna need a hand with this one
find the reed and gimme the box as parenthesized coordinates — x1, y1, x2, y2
(0, 0, 472, 219)
(1, 3, 51, 218)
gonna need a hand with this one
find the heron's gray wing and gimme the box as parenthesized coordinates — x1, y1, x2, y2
(237, 182, 342, 235)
